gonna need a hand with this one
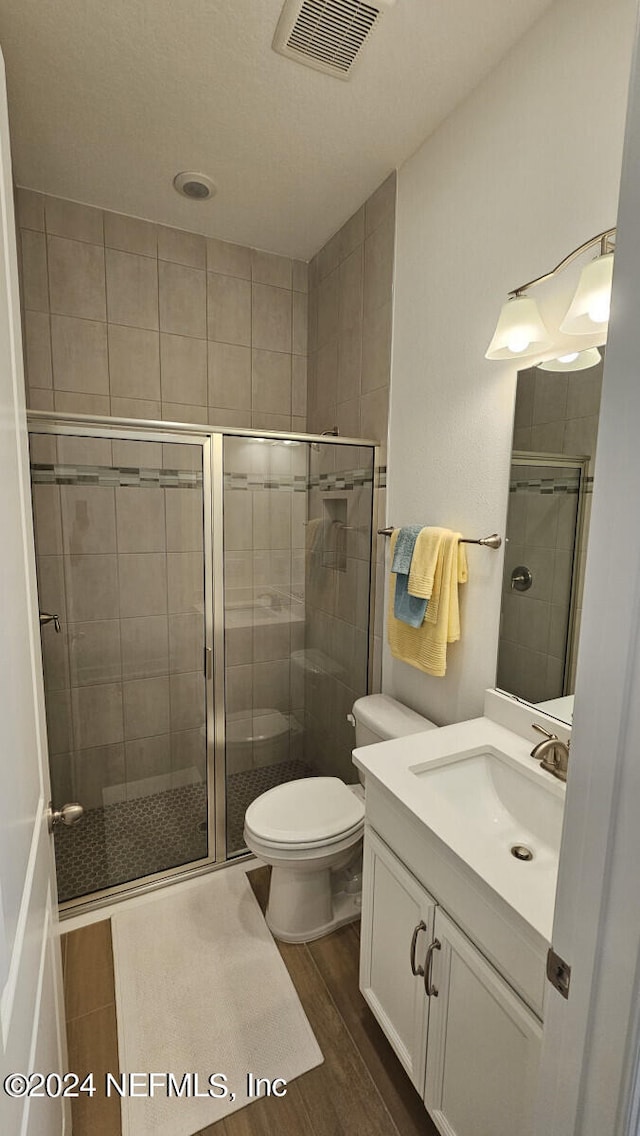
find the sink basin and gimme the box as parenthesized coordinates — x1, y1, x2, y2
(411, 747, 563, 855)
(354, 716, 567, 942)
(408, 746, 563, 928)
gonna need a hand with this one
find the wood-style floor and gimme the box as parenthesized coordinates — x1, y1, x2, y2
(62, 920, 121, 1136)
(62, 866, 438, 1136)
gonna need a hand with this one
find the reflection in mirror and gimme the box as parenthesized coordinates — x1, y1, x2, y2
(496, 349, 604, 724)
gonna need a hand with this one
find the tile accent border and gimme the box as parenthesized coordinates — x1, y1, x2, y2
(509, 474, 593, 495)
(31, 462, 203, 489)
(32, 462, 384, 493)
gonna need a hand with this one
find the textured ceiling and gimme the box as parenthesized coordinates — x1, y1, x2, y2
(0, 0, 554, 258)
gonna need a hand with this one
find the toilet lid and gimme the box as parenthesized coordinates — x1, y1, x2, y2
(244, 777, 365, 845)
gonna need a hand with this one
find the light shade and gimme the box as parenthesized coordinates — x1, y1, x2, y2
(560, 252, 614, 334)
(485, 295, 552, 361)
(538, 347, 602, 373)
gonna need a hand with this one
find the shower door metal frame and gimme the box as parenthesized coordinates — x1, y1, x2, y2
(28, 410, 379, 915)
(368, 445, 384, 696)
(27, 413, 228, 914)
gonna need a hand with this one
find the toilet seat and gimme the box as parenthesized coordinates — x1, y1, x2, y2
(244, 776, 364, 850)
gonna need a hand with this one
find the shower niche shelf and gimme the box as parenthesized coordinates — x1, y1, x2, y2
(321, 495, 348, 572)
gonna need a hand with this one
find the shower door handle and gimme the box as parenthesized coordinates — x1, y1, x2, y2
(47, 802, 84, 833)
(40, 611, 61, 632)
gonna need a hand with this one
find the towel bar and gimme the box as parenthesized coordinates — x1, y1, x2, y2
(377, 528, 502, 549)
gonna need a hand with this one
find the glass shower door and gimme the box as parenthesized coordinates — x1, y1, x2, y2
(222, 434, 375, 856)
(30, 429, 210, 902)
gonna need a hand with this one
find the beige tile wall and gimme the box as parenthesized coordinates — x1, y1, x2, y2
(306, 171, 395, 449)
(17, 189, 308, 430)
(305, 173, 396, 712)
(512, 360, 603, 463)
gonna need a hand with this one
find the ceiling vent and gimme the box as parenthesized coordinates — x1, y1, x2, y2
(273, 0, 395, 80)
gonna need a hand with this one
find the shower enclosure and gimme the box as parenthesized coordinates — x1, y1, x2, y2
(28, 414, 377, 909)
(497, 453, 587, 704)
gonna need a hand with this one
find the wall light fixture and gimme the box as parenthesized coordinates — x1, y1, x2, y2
(485, 228, 616, 366)
(538, 347, 602, 373)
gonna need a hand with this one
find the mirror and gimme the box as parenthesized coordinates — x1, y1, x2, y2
(496, 349, 604, 724)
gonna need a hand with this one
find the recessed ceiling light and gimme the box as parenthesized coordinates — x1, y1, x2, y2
(173, 172, 216, 201)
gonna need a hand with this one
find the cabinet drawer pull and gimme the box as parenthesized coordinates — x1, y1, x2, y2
(410, 920, 426, 976)
(424, 938, 441, 997)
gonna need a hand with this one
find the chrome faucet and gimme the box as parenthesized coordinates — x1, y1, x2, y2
(530, 723, 570, 782)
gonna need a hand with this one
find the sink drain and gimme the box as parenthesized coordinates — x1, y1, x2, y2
(511, 844, 534, 861)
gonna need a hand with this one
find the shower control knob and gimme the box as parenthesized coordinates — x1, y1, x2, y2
(47, 802, 84, 833)
(511, 565, 533, 592)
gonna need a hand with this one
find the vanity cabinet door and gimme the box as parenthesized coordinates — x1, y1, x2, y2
(359, 826, 436, 1092)
(424, 909, 542, 1136)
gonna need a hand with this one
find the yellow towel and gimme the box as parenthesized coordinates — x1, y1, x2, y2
(406, 527, 447, 598)
(424, 534, 468, 627)
(388, 530, 468, 677)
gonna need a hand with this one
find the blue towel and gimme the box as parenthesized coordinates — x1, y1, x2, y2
(392, 525, 422, 574)
(392, 526, 428, 627)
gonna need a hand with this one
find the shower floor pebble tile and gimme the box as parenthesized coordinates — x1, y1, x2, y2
(55, 760, 312, 902)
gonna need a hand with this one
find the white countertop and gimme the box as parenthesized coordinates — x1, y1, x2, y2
(353, 716, 566, 942)
(536, 694, 574, 723)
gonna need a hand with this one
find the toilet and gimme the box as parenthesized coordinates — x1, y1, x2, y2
(244, 694, 437, 942)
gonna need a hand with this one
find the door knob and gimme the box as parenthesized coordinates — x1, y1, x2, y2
(47, 802, 84, 833)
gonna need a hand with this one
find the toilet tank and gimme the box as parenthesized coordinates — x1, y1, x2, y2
(352, 694, 437, 747)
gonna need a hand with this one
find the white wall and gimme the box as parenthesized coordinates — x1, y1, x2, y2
(384, 0, 637, 724)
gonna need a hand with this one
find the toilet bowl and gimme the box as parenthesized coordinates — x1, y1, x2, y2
(245, 776, 365, 941)
(243, 694, 437, 942)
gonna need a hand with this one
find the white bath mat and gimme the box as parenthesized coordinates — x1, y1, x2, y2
(112, 869, 323, 1136)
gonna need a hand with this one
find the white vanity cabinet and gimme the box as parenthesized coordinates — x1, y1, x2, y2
(360, 825, 437, 1091)
(360, 826, 543, 1136)
(424, 908, 542, 1136)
